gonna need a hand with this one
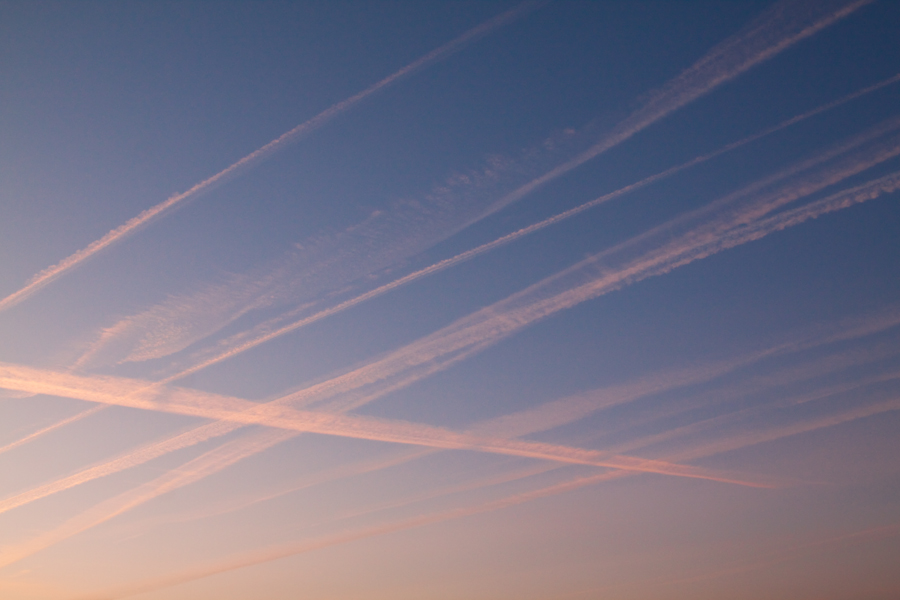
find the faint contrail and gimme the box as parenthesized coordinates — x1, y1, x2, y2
(474, 0, 875, 220)
(0, 1, 545, 315)
(0, 405, 105, 457)
(166, 72, 900, 385)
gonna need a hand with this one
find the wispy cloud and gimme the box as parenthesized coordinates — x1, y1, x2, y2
(0, 1, 544, 316)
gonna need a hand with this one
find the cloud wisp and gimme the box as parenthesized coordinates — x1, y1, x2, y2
(0, 1, 544, 315)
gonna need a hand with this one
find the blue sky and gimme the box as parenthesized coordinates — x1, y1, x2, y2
(1, 1, 900, 598)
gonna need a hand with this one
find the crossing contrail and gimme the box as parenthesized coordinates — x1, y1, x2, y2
(4, 126, 897, 520)
(79, 393, 900, 600)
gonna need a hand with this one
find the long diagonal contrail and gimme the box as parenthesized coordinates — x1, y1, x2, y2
(0, 0, 545, 314)
(162, 72, 900, 385)
(2, 164, 898, 569)
(2, 72, 894, 513)
(0, 0, 869, 316)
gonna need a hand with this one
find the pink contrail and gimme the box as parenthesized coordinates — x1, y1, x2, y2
(82, 394, 900, 600)
(3, 123, 896, 527)
(0, 1, 544, 315)
(159, 71, 900, 385)
(4, 131, 896, 521)
(0, 376, 773, 568)
(0, 363, 761, 486)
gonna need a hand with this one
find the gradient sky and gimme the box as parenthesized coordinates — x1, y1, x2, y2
(2, 1, 900, 599)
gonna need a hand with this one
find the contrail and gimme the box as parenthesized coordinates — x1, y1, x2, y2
(166, 72, 900, 386)
(0, 405, 105, 457)
(3, 124, 896, 534)
(5, 128, 896, 520)
(474, 0, 875, 219)
(68, 0, 879, 374)
(0, 338, 812, 518)
(2, 318, 880, 526)
(0, 364, 760, 485)
(82, 394, 900, 600)
(0, 1, 545, 315)
(0, 373, 772, 569)
(5, 90, 897, 519)
(275, 132, 900, 415)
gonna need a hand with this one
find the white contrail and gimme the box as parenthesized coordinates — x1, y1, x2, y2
(0, 363, 757, 484)
(0, 331, 830, 518)
(0, 1, 544, 315)
(162, 72, 900, 384)
(0, 373, 772, 569)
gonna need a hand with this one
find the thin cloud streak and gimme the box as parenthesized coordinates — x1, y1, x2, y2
(161, 72, 900, 385)
(0, 1, 544, 315)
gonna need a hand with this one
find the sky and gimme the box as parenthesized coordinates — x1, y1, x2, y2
(1, 1, 900, 598)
